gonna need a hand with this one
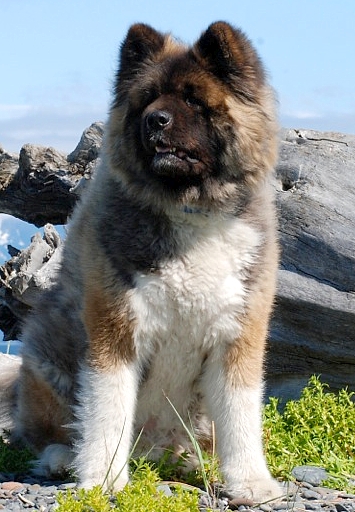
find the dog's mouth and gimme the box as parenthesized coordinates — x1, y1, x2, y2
(154, 145, 200, 165)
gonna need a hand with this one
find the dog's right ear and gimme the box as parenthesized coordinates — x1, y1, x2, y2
(194, 21, 265, 101)
(119, 24, 165, 76)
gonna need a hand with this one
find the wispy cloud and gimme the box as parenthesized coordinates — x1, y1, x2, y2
(280, 110, 355, 135)
(0, 102, 107, 154)
(278, 83, 355, 136)
(0, 104, 33, 120)
(283, 109, 322, 120)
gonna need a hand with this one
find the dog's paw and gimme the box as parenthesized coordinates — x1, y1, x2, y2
(79, 474, 129, 492)
(77, 460, 130, 492)
(32, 444, 74, 477)
(224, 477, 283, 504)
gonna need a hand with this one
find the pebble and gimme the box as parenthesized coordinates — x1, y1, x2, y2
(260, 505, 273, 512)
(304, 503, 321, 510)
(0, 466, 355, 511)
(292, 466, 329, 487)
(302, 489, 322, 500)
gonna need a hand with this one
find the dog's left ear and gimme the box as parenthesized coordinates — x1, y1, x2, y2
(193, 21, 265, 99)
(114, 24, 166, 104)
(119, 23, 165, 76)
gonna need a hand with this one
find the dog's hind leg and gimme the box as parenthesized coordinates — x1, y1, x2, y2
(0, 353, 21, 433)
(14, 362, 74, 476)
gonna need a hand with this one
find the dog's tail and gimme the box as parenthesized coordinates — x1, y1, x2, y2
(0, 353, 20, 433)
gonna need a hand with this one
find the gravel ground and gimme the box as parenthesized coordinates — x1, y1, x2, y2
(1, 468, 355, 511)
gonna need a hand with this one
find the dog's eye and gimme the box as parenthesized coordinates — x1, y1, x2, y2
(185, 95, 205, 111)
(141, 87, 159, 107)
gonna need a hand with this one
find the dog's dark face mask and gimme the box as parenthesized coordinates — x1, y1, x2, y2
(107, 22, 277, 210)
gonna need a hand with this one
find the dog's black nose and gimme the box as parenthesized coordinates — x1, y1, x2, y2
(146, 110, 172, 130)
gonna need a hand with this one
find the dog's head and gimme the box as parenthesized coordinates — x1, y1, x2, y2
(107, 22, 278, 212)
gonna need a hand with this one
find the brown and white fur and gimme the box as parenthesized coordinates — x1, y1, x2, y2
(0, 22, 281, 502)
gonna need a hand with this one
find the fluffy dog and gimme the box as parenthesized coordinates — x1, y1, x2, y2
(1, 22, 280, 502)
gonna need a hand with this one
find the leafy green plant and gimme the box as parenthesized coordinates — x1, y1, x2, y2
(264, 375, 355, 490)
(57, 485, 112, 512)
(0, 435, 34, 473)
(57, 460, 202, 512)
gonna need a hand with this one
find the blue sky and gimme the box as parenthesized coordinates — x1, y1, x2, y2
(1, 0, 355, 155)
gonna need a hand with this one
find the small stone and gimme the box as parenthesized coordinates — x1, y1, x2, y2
(292, 466, 328, 487)
(260, 504, 273, 511)
(26, 492, 41, 502)
(273, 503, 289, 511)
(38, 496, 56, 507)
(290, 503, 306, 510)
(39, 485, 58, 495)
(27, 483, 42, 492)
(301, 489, 321, 500)
(156, 484, 173, 497)
(228, 497, 254, 508)
(0, 481, 25, 492)
(300, 482, 314, 490)
(305, 503, 321, 511)
(335, 504, 350, 512)
(57, 482, 77, 490)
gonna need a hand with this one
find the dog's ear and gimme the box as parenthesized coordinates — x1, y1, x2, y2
(194, 21, 265, 99)
(119, 23, 165, 75)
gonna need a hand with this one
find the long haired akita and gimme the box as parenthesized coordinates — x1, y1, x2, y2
(0, 22, 281, 501)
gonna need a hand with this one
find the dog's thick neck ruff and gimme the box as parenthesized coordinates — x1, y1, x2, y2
(180, 205, 210, 215)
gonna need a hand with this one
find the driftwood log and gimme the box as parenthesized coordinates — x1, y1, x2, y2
(0, 125, 354, 400)
(268, 128, 355, 399)
(0, 122, 104, 226)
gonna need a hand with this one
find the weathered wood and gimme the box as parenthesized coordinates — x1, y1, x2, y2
(0, 122, 104, 226)
(267, 129, 355, 398)
(0, 126, 354, 399)
(0, 224, 62, 340)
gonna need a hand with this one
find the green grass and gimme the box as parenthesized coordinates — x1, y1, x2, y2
(1, 375, 355, 510)
(264, 375, 355, 491)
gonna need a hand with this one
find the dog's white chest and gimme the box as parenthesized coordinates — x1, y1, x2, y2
(131, 217, 261, 352)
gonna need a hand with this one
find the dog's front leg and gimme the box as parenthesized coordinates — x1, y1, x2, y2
(202, 312, 281, 503)
(74, 361, 138, 491)
(74, 284, 138, 491)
